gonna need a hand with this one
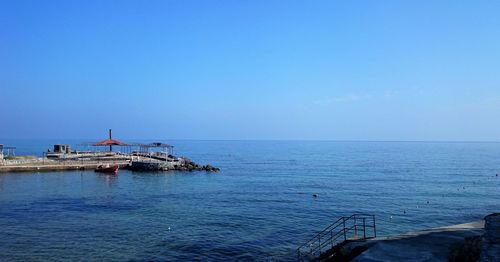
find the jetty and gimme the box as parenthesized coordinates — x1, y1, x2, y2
(0, 130, 219, 173)
(297, 213, 500, 261)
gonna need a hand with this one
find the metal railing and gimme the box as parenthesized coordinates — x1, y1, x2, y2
(297, 214, 376, 261)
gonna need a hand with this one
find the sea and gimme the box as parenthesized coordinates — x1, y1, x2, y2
(0, 140, 499, 261)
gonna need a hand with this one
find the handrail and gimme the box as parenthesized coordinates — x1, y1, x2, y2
(297, 213, 376, 261)
(297, 213, 373, 250)
(301, 217, 344, 246)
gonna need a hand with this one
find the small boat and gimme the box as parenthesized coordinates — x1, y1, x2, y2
(95, 164, 119, 174)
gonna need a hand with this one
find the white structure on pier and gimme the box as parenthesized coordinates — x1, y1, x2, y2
(0, 145, 4, 165)
(0, 144, 16, 165)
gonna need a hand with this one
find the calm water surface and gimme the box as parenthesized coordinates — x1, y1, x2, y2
(1, 141, 499, 261)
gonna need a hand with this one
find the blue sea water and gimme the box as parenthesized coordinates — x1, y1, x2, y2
(0, 140, 499, 261)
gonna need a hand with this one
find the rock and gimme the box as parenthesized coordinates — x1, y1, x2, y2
(170, 157, 219, 172)
(202, 164, 220, 172)
(481, 213, 500, 262)
(449, 236, 482, 262)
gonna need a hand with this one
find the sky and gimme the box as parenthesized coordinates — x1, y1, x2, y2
(1, 0, 500, 141)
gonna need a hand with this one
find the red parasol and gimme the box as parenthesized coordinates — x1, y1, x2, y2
(93, 129, 128, 151)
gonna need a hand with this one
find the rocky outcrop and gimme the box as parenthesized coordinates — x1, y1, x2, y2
(127, 157, 220, 172)
(481, 213, 500, 262)
(201, 164, 220, 172)
(173, 158, 220, 172)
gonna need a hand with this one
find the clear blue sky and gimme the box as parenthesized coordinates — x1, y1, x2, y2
(1, 1, 499, 140)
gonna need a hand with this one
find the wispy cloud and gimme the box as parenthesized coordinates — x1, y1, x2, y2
(314, 94, 364, 106)
(383, 90, 395, 98)
(314, 91, 396, 106)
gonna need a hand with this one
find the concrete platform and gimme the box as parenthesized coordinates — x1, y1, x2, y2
(0, 161, 130, 172)
(352, 221, 485, 262)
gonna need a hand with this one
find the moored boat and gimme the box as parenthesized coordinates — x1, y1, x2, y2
(95, 164, 119, 174)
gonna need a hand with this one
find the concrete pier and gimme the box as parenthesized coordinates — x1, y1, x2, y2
(0, 160, 130, 173)
(0, 138, 219, 173)
(0, 156, 219, 173)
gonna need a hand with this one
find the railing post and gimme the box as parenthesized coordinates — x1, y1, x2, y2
(373, 215, 377, 238)
(363, 218, 366, 239)
(331, 230, 333, 247)
(343, 217, 346, 241)
(354, 216, 357, 237)
(318, 235, 321, 255)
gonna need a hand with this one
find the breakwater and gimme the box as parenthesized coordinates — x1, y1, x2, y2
(0, 151, 219, 173)
(0, 158, 219, 173)
(1, 134, 219, 173)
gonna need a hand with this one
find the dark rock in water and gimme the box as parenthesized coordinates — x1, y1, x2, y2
(202, 164, 220, 172)
(313, 194, 318, 198)
(128, 156, 219, 172)
(175, 157, 219, 172)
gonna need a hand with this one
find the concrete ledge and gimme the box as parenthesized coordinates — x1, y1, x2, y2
(481, 213, 500, 262)
(350, 221, 485, 262)
(0, 162, 130, 173)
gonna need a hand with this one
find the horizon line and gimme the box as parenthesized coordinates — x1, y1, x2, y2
(1, 138, 500, 143)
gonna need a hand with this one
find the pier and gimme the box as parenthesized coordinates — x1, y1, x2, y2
(0, 160, 130, 173)
(0, 130, 219, 173)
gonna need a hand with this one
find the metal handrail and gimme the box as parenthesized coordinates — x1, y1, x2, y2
(297, 214, 376, 261)
(298, 213, 373, 250)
